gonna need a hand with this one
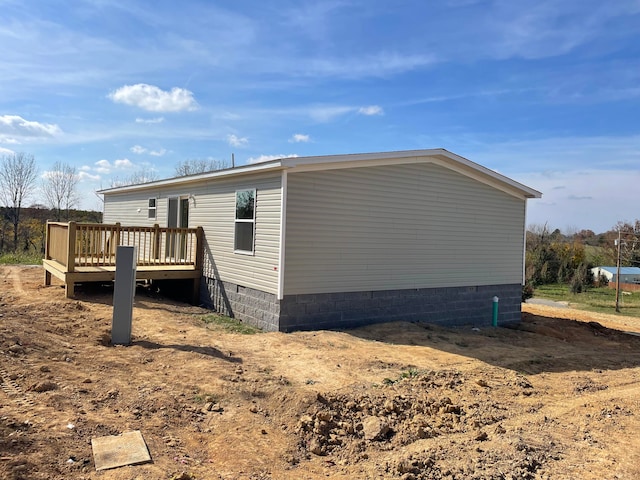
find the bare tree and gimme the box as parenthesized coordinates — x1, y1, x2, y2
(175, 158, 230, 177)
(110, 168, 159, 187)
(42, 161, 78, 221)
(0, 152, 38, 250)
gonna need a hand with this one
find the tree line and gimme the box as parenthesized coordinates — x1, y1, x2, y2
(0, 153, 230, 255)
(0, 152, 101, 254)
(525, 221, 640, 296)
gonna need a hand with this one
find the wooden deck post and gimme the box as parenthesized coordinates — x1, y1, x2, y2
(153, 223, 160, 260)
(44, 221, 52, 286)
(192, 226, 204, 304)
(65, 221, 77, 298)
(114, 222, 121, 251)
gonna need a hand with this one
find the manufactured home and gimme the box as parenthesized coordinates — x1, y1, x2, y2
(99, 149, 541, 332)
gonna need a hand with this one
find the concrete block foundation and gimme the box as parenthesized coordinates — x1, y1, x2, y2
(201, 277, 522, 332)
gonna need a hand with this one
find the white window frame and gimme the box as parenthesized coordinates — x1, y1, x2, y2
(148, 198, 157, 220)
(234, 189, 256, 255)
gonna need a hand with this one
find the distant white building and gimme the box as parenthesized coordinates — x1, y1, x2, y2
(591, 266, 640, 284)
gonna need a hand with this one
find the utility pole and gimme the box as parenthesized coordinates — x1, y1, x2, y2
(615, 229, 622, 313)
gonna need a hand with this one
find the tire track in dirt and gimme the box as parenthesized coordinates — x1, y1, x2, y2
(5, 266, 27, 296)
(0, 367, 35, 409)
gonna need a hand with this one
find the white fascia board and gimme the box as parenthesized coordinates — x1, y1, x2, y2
(97, 160, 284, 194)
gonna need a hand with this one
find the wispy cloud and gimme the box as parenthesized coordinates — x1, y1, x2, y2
(114, 158, 133, 168)
(149, 148, 166, 157)
(300, 52, 436, 78)
(358, 105, 383, 116)
(109, 84, 198, 112)
(520, 168, 640, 232)
(289, 133, 310, 143)
(227, 134, 248, 147)
(130, 145, 146, 154)
(87, 158, 135, 175)
(0, 146, 15, 155)
(94, 159, 111, 174)
(78, 171, 101, 181)
(135, 117, 165, 124)
(307, 104, 385, 122)
(308, 105, 353, 122)
(0, 114, 62, 143)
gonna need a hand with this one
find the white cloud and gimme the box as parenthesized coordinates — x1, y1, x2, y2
(306, 104, 385, 122)
(0, 146, 15, 155)
(78, 171, 101, 181)
(130, 145, 147, 154)
(114, 158, 133, 169)
(289, 133, 310, 143)
(109, 84, 198, 112)
(358, 105, 384, 116)
(135, 117, 165, 124)
(248, 153, 298, 164)
(149, 148, 166, 157)
(79, 165, 91, 171)
(227, 134, 249, 147)
(0, 115, 62, 143)
(94, 159, 111, 174)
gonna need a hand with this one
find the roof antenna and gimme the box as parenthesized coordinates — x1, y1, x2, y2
(232, 153, 235, 168)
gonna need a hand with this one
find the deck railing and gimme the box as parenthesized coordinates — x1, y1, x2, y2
(45, 221, 203, 271)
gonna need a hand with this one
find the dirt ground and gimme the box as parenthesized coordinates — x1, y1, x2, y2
(1, 266, 640, 480)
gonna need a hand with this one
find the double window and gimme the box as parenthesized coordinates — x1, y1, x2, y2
(234, 189, 255, 254)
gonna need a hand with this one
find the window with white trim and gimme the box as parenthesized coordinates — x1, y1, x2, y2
(234, 189, 255, 253)
(148, 198, 157, 219)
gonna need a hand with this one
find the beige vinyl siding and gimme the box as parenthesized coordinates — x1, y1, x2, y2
(283, 163, 526, 295)
(103, 192, 166, 226)
(193, 174, 281, 294)
(103, 173, 282, 294)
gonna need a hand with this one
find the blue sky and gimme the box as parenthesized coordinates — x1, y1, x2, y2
(1, 0, 639, 233)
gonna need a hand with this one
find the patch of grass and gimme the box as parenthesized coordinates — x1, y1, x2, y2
(384, 367, 423, 385)
(0, 252, 42, 265)
(201, 314, 262, 334)
(534, 284, 640, 318)
(193, 392, 220, 404)
(401, 367, 421, 379)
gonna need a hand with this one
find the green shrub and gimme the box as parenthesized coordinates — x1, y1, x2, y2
(522, 282, 534, 301)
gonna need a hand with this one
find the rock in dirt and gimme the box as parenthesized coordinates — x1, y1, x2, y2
(31, 381, 58, 392)
(309, 437, 325, 456)
(171, 473, 193, 480)
(8, 344, 25, 355)
(362, 416, 389, 441)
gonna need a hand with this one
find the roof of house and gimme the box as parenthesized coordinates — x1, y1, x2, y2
(98, 148, 542, 200)
(594, 266, 640, 275)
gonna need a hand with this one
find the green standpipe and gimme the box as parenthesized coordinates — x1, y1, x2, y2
(492, 296, 499, 327)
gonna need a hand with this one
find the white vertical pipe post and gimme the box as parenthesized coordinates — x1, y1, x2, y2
(112, 246, 137, 345)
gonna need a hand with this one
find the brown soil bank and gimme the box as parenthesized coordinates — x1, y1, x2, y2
(1, 265, 640, 479)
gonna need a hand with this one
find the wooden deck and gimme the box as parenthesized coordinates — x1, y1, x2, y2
(43, 222, 204, 302)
